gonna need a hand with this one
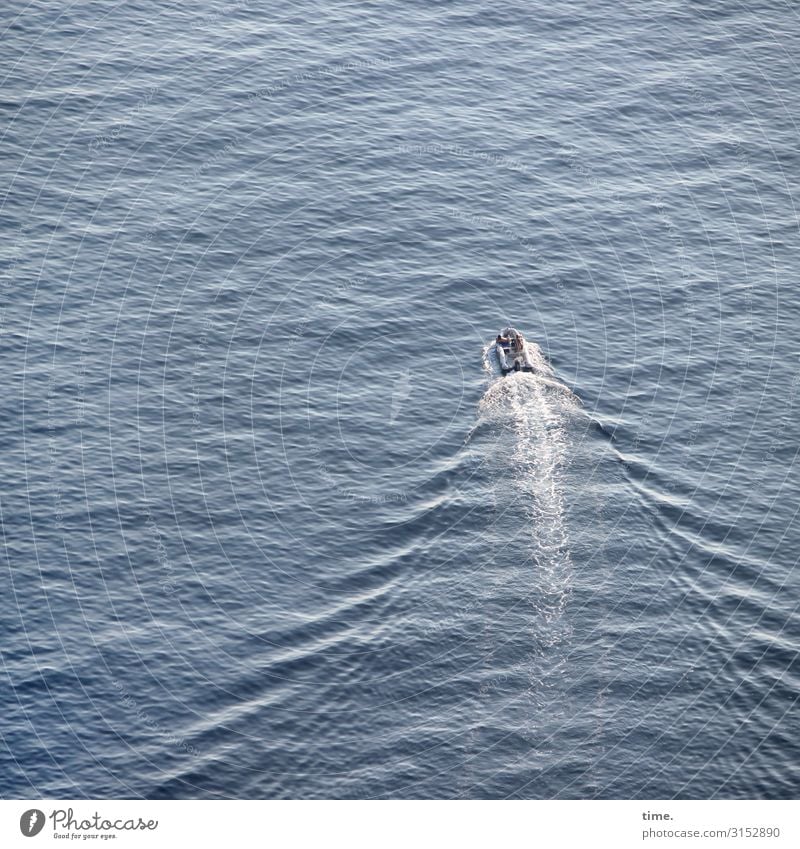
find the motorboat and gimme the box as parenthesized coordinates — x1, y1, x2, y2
(493, 327, 535, 375)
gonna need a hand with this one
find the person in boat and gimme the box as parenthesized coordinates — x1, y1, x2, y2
(498, 331, 524, 352)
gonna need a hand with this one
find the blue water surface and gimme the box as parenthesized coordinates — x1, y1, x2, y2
(1, 0, 798, 798)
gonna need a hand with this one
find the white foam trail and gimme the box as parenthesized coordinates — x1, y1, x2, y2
(459, 344, 580, 790)
(478, 340, 579, 629)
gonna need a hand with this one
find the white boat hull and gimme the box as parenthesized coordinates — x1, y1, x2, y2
(493, 327, 535, 374)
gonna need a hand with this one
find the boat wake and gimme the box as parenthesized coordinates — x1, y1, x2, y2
(457, 339, 582, 794)
(476, 338, 580, 635)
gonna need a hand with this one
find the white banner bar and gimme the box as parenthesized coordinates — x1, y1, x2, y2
(2, 800, 797, 849)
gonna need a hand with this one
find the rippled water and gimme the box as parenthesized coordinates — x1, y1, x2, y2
(2, 0, 799, 799)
